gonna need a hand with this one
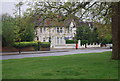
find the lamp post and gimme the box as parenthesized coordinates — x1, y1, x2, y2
(18, 38, 21, 54)
(49, 25, 51, 43)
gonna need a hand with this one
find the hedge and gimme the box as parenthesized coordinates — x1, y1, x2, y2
(81, 40, 88, 45)
(40, 42, 51, 48)
(66, 40, 78, 44)
(12, 41, 51, 51)
(12, 41, 39, 50)
(100, 39, 112, 44)
(66, 40, 89, 45)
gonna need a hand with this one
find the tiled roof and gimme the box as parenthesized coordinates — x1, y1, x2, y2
(34, 14, 94, 28)
(34, 15, 79, 27)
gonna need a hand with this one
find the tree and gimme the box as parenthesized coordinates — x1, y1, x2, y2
(94, 22, 112, 44)
(76, 24, 99, 44)
(13, 1, 35, 42)
(111, 2, 120, 60)
(25, 1, 119, 60)
(19, 15, 35, 41)
(76, 25, 91, 40)
(2, 14, 16, 46)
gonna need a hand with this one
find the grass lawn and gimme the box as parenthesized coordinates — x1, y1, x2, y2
(2, 51, 118, 79)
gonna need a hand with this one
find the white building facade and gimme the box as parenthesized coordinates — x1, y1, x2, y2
(35, 19, 77, 48)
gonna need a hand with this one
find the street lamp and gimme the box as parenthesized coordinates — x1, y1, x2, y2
(18, 38, 21, 54)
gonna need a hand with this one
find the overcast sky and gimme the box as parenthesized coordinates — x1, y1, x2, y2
(0, 0, 28, 17)
(0, 0, 65, 17)
(1, 0, 120, 17)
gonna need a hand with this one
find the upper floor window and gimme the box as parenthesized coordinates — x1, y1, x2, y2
(60, 27, 62, 33)
(40, 28, 42, 33)
(57, 27, 63, 33)
(57, 27, 59, 33)
(68, 27, 69, 33)
(44, 27, 46, 31)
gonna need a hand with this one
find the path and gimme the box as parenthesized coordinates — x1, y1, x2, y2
(1, 48, 112, 60)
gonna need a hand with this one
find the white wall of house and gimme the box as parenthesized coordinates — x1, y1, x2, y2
(35, 20, 77, 48)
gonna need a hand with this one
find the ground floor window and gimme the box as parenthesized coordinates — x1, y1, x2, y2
(60, 37, 62, 44)
(57, 37, 63, 45)
(57, 37, 59, 44)
(43, 38, 45, 42)
(49, 37, 51, 42)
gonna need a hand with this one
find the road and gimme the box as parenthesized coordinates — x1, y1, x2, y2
(1, 48, 112, 60)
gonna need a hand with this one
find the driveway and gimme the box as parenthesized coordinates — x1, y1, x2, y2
(1, 48, 112, 60)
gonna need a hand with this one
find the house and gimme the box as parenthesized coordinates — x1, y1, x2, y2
(34, 15, 78, 48)
(34, 14, 94, 48)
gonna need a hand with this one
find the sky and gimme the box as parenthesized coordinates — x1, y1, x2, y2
(0, 0, 65, 17)
(0, 0, 28, 17)
(1, 0, 120, 17)
(1, 2, 17, 16)
(0, 0, 69, 17)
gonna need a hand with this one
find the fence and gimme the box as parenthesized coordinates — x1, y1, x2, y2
(53, 40, 112, 49)
(79, 43, 101, 48)
(53, 43, 101, 49)
(54, 44, 76, 49)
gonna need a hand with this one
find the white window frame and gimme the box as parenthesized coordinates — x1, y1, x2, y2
(40, 28, 42, 33)
(43, 38, 46, 42)
(56, 27, 63, 33)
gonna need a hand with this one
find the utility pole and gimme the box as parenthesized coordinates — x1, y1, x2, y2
(18, 2, 23, 54)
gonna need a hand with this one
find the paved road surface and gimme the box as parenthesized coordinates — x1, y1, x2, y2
(1, 48, 112, 60)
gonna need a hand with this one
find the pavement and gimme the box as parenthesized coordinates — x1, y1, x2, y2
(1, 48, 112, 60)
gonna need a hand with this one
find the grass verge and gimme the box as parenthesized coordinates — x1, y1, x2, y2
(2, 51, 118, 79)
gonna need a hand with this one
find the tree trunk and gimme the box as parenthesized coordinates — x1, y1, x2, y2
(111, 2, 120, 60)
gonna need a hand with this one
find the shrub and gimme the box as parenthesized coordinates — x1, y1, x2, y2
(100, 39, 112, 44)
(12, 41, 39, 49)
(81, 40, 88, 45)
(40, 42, 51, 48)
(66, 40, 78, 44)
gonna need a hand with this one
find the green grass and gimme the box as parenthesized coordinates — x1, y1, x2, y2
(2, 51, 118, 79)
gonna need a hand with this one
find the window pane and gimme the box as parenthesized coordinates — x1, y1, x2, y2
(43, 38, 45, 42)
(57, 27, 59, 33)
(60, 27, 62, 33)
(40, 28, 42, 33)
(44, 27, 46, 31)
(57, 37, 59, 44)
(60, 37, 62, 44)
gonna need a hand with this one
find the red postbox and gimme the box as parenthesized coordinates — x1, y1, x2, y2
(76, 43, 78, 49)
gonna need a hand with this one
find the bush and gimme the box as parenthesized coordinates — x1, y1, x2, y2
(12, 41, 38, 49)
(100, 39, 112, 44)
(81, 40, 88, 45)
(66, 40, 78, 44)
(40, 42, 51, 48)
(13, 41, 51, 51)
